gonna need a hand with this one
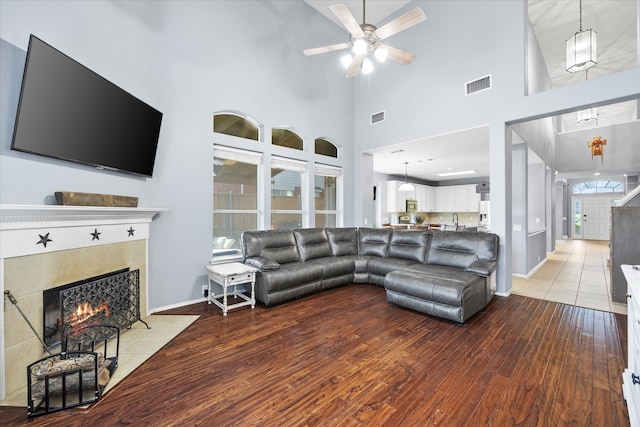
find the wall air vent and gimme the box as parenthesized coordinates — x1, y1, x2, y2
(465, 75, 492, 96)
(370, 111, 385, 124)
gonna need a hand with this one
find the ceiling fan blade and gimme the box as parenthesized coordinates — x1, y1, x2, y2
(329, 3, 364, 37)
(346, 54, 364, 78)
(378, 43, 415, 65)
(372, 7, 426, 41)
(303, 42, 350, 56)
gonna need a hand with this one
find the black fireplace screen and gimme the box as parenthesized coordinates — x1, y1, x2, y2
(43, 269, 142, 348)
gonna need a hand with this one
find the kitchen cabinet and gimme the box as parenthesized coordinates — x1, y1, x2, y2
(414, 184, 435, 212)
(387, 181, 413, 212)
(622, 264, 640, 426)
(435, 187, 455, 212)
(436, 184, 480, 212)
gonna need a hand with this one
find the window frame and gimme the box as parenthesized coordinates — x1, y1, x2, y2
(314, 164, 343, 228)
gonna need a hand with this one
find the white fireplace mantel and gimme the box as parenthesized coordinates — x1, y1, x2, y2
(0, 204, 167, 258)
(0, 204, 166, 400)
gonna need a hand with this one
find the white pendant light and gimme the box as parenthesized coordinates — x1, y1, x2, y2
(566, 0, 597, 73)
(398, 162, 415, 192)
(577, 107, 597, 123)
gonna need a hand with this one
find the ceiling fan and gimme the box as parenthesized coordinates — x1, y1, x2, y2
(303, 1, 426, 78)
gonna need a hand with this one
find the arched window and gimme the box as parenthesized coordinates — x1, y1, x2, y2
(314, 138, 338, 158)
(272, 128, 303, 150)
(572, 180, 624, 194)
(213, 112, 260, 141)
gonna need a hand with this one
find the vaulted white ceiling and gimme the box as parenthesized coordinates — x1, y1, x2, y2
(305, 0, 639, 182)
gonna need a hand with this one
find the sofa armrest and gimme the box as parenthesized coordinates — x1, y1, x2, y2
(465, 260, 497, 277)
(245, 257, 281, 271)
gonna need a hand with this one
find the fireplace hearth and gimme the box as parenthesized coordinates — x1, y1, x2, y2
(43, 268, 147, 350)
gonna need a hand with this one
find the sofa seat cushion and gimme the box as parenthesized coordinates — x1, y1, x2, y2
(257, 262, 323, 293)
(307, 256, 355, 278)
(384, 267, 489, 323)
(385, 267, 484, 307)
(368, 257, 418, 277)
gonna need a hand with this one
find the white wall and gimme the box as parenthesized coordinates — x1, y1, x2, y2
(0, 1, 355, 310)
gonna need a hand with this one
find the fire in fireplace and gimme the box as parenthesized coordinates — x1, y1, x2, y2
(43, 268, 145, 349)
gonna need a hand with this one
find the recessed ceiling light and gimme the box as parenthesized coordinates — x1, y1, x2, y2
(437, 170, 478, 177)
(594, 172, 601, 176)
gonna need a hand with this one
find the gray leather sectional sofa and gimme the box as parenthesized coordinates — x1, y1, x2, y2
(240, 227, 499, 323)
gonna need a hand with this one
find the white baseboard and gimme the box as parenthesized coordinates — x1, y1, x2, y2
(148, 297, 208, 315)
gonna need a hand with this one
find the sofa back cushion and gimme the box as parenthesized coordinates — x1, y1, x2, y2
(326, 227, 358, 256)
(388, 229, 431, 263)
(358, 228, 392, 258)
(241, 229, 301, 264)
(293, 228, 333, 261)
(427, 231, 499, 269)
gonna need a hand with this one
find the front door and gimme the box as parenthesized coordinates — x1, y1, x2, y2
(583, 196, 613, 240)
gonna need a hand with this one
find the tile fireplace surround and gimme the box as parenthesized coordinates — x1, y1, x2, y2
(0, 204, 165, 401)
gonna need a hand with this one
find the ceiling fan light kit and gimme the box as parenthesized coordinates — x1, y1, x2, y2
(303, 1, 426, 78)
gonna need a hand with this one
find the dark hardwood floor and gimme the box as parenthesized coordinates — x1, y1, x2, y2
(1, 285, 629, 426)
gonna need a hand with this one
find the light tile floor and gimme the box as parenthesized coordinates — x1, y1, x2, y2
(512, 239, 627, 315)
(0, 314, 199, 407)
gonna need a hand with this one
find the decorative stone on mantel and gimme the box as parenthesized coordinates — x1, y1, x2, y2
(0, 204, 166, 401)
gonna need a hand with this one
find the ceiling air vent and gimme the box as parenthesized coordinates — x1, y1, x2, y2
(465, 75, 492, 96)
(370, 111, 385, 125)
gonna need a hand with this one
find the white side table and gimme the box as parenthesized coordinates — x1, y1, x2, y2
(206, 262, 258, 316)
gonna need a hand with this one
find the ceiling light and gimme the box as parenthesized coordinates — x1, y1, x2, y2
(566, 0, 597, 73)
(374, 44, 388, 63)
(398, 162, 415, 192)
(340, 54, 353, 69)
(436, 170, 478, 177)
(594, 172, 601, 176)
(352, 38, 368, 55)
(361, 57, 374, 74)
(577, 108, 598, 123)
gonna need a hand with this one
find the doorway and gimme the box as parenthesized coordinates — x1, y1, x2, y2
(571, 196, 613, 240)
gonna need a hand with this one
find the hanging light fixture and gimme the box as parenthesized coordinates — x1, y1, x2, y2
(566, 0, 597, 73)
(398, 162, 415, 192)
(577, 70, 597, 123)
(577, 107, 598, 123)
(588, 136, 607, 163)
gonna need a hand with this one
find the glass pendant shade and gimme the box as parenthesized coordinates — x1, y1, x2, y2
(341, 54, 353, 69)
(566, 29, 597, 72)
(352, 38, 367, 55)
(374, 45, 388, 63)
(361, 57, 374, 74)
(577, 107, 597, 122)
(398, 182, 415, 192)
(398, 162, 415, 192)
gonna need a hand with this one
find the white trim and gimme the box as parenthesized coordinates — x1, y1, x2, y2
(314, 164, 342, 177)
(214, 146, 262, 165)
(271, 156, 307, 171)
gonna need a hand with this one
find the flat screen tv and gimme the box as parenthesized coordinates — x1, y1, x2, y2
(11, 35, 163, 177)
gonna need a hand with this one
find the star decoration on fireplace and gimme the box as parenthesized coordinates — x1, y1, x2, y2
(91, 228, 101, 241)
(127, 227, 135, 237)
(37, 233, 52, 248)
